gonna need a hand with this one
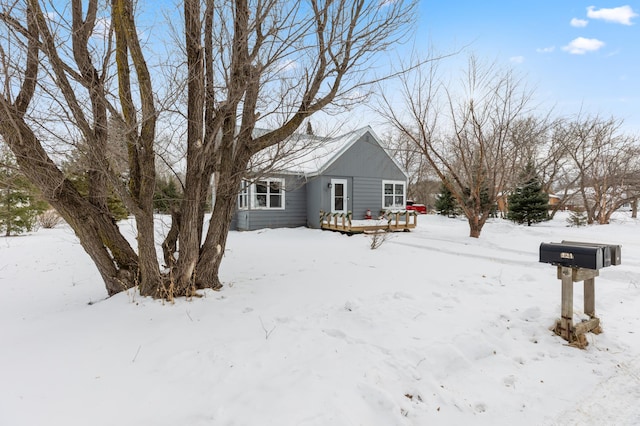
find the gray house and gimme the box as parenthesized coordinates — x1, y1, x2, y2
(230, 126, 409, 231)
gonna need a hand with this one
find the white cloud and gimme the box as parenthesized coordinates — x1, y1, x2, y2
(570, 17, 589, 27)
(587, 5, 638, 25)
(536, 46, 555, 53)
(562, 37, 605, 54)
(276, 59, 298, 73)
(509, 56, 525, 64)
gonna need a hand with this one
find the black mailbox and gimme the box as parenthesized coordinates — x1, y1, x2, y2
(609, 245, 622, 265)
(539, 243, 606, 270)
(561, 241, 621, 266)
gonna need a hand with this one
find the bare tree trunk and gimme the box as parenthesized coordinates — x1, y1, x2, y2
(162, 209, 181, 268)
(136, 210, 162, 296)
(195, 183, 237, 289)
(548, 189, 575, 219)
(112, 0, 162, 296)
(632, 198, 638, 218)
(468, 216, 481, 238)
(195, 148, 249, 289)
(171, 0, 208, 295)
(0, 112, 138, 295)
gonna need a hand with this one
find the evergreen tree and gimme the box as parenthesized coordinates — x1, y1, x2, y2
(435, 182, 459, 217)
(463, 184, 497, 217)
(507, 162, 549, 226)
(154, 176, 183, 214)
(0, 149, 48, 236)
(567, 208, 587, 227)
(67, 174, 129, 221)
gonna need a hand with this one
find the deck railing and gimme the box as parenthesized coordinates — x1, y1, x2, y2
(319, 210, 417, 233)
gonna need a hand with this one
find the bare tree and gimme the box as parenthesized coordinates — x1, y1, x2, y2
(561, 115, 640, 224)
(0, 0, 149, 295)
(384, 129, 434, 202)
(382, 55, 535, 237)
(504, 116, 587, 218)
(0, 0, 416, 297)
(534, 118, 583, 217)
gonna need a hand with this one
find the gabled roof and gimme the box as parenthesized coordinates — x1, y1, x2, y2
(248, 126, 409, 178)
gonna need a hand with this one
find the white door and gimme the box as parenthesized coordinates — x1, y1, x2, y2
(331, 179, 348, 214)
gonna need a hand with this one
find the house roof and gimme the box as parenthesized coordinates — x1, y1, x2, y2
(248, 126, 409, 178)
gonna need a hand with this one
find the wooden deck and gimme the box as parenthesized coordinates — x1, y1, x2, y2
(319, 210, 418, 234)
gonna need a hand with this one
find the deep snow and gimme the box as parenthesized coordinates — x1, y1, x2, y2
(1, 213, 639, 425)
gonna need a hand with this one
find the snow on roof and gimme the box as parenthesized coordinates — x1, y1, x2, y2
(248, 126, 383, 177)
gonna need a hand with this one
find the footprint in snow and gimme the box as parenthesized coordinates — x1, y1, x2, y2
(323, 329, 347, 339)
(474, 403, 487, 413)
(503, 375, 517, 387)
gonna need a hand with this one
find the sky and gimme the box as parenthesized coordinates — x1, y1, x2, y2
(414, 1, 640, 133)
(40, 1, 640, 137)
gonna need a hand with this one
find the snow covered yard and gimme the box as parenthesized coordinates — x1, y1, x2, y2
(1, 213, 640, 425)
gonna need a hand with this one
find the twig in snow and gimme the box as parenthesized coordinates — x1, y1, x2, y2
(259, 317, 276, 340)
(132, 345, 142, 363)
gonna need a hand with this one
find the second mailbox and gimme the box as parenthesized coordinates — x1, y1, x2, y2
(561, 240, 621, 267)
(539, 243, 606, 270)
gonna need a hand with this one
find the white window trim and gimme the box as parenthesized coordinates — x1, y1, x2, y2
(238, 180, 249, 210)
(382, 180, 406, 210)
(331, 178, 348, 214)
(251, 178, 286, 210)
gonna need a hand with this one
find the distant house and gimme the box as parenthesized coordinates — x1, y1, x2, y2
(228, 126, 409, 231)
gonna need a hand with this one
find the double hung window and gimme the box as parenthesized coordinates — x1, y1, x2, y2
(382, 180, 405, 210)
(253, 178, 284, 209)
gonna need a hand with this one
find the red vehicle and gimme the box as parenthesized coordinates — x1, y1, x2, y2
(406, 200, 427, 214)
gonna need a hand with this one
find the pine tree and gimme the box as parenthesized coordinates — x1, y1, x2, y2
(463, 184, 497, 217)
(154, 176, 183, 214)
(567, 208, 587, 227)
(507, 162, 549, 226)
(435, 182, 459, 217)
(0, 150, 48, 236)
(67, 174, 129, 221)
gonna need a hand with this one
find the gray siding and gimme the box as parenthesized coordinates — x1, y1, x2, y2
(352, 177, 384, 219)
(316, 133, 406, 221)
(323, 133, 406, 180)
(309, 176, 387, 222)
(233, 175, 307, 231)
(306, 177, 323, 228)
(307, 176, 354, 228)
(235, 211, 248, 230)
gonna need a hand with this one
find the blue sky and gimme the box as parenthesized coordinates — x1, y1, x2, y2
(414, 1, 640, 133)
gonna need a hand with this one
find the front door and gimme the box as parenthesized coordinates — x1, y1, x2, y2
(331, 179, 347, 214)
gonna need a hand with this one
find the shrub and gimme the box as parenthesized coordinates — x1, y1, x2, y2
(38, 210, 64, 229)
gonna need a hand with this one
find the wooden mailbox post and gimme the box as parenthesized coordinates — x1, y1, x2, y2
(555, 266, 601, 344)
(539, 242, 621, 347)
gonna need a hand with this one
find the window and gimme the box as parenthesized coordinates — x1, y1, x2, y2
(253, 178, 284, 209)
(383, 180, 406, 210)
(238, 180, 249, 209)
